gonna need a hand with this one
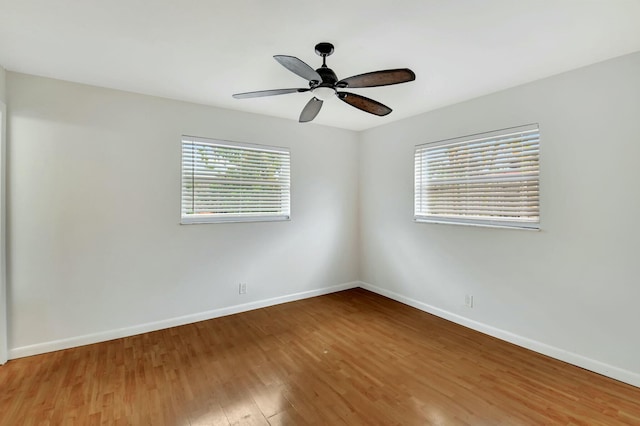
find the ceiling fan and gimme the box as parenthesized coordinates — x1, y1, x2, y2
(232, 42, 416, 123)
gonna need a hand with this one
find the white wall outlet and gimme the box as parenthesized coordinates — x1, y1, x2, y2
(465, 294, 474, 308)
(239, 283, 247, 294)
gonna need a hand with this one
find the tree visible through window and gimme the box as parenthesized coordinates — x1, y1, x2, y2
(414, 124, 540, 229)
(181, 136, 290, 223)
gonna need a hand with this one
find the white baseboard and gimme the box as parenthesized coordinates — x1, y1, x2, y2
(9, 281, 359, 359)
(358, 281, 640, 389)
(11, 280, 640, 389)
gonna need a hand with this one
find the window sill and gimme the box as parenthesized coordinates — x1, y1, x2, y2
(414, 217, 540, 231)
(181, 215, 290, 225)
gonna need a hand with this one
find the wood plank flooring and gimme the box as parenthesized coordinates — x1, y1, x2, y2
(1, 288, 639, 425)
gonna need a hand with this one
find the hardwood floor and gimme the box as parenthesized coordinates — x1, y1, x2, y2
(1, 288, 639, 425)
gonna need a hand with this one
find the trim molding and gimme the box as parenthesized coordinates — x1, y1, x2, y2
(9, 281, 359, 359)
(0, 101, 6, 365)
(358, 281, 640, 388)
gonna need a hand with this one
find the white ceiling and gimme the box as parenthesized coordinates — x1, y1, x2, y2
(1, 1, 639, 131)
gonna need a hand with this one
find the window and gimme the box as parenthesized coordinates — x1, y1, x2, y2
(414, 124, 540, 229)
(181, 136, 290, 224)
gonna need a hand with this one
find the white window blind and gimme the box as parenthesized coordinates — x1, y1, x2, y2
(414, 124, 540, 229)
(181, 136, 291, 224)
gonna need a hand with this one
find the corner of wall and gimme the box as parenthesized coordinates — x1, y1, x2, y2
(0, 65, 6, 104)
(354, 130, 365, 282)
(0, 63, 6, 363)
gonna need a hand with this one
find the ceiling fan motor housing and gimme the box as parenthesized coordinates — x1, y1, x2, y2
(312, 63, 338, 101)
(314, 67, 338, 87)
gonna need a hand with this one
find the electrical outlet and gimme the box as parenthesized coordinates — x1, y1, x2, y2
(465, 294, 474, 308)
(239, 283, 247, 294)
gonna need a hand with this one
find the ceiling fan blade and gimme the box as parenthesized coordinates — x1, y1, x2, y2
(233, 88, 309, 99)
(274, 55, 323, 83)
(337, 92, 392, 116)
(337, 68, 415, 88)
(299, 97, 323, 122)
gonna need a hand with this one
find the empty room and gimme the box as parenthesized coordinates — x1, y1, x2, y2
(1, 1, 640, 424)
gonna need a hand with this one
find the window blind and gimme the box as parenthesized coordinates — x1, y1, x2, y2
(181, 136, 291, 223)
(414, 124, 540, 229)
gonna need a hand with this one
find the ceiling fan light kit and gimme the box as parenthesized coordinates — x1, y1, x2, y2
(232, 42, 415, 123)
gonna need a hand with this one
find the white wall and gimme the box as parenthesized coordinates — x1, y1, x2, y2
(359, 52, 640, 385)
(6, 73, 359, 355)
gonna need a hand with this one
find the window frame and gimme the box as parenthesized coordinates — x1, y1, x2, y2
(414, 124, 540, 230)
(181, 136, 291, 225)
